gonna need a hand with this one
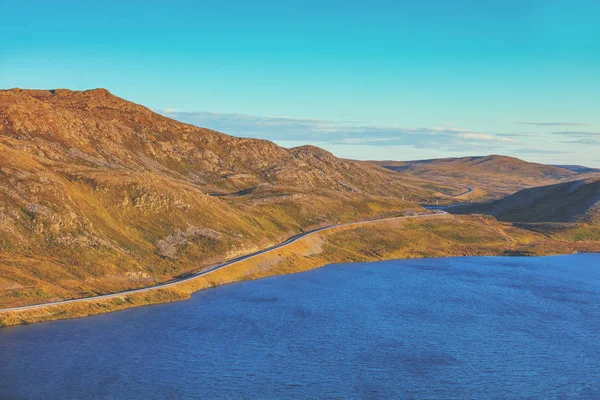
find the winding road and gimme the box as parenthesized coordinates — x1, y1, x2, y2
(0, 210, 448, 313)
(454, 185, 475, 198)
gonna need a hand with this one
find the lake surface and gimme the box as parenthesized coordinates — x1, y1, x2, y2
(2, 254, 600, 399)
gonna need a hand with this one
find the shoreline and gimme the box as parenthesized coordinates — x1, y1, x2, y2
(4, 252, 597, 331)
(0, 211, 448, 326)
(2, 211, 599, 327)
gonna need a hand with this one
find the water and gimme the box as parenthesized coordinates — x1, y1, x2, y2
(1, 254, 600, 399)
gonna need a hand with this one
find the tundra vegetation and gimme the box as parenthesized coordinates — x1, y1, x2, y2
(1, 89, 599, 326)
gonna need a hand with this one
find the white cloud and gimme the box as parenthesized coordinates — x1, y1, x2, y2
(157, 109, 519, 149)
(458, 133, 517, 143)
(520, 122, 589, 127)
(151, 108, 600, 167)
(551, 131, 600, 137)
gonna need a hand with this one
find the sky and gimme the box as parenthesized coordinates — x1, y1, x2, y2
(1, 0, 599, 166)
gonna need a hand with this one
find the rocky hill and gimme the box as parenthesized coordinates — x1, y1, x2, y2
(2, 88, 428, 195)
(0, 88, 441, 307)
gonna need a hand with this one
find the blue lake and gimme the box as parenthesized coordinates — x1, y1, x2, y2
(1, 254, 600, 399)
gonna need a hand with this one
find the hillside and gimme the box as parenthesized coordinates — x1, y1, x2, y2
(372, 155, 597, 200)
(452, 178, 600, 224)
(0, 88, 448, 307)
(1, 89, 600, 323)
(2, 89, 429, 196)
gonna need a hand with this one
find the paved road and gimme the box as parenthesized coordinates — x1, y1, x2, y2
(0, 210, 448, 313)
(454, 186, 475, 197)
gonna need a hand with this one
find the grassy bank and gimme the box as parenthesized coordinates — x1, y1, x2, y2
(1, 213, 598, 327)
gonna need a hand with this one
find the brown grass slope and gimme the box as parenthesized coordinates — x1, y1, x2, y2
(5, 213, 600, 326)
(372, 155, 598, 200)
(452, 178, 600, 224)
(0, 88, 445, 307)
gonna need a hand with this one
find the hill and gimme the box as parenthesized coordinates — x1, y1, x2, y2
(452, 178, 600, 224)
(2, 88, 430, 196)
(372, 155, 597, 200)
(0, 88, 448, 307)
(2, 89, 600, 324)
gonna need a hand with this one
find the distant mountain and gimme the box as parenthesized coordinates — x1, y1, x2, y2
(0, 88, 441, 307)
(372, 155, 598, 200)
(452, 178, 600, 224)
(552, 165, 600, 174)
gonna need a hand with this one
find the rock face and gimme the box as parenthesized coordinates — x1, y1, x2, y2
(0, 88, 434, 306)
(453, 178, 600, 223)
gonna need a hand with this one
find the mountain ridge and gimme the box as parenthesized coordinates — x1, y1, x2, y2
(1, 88, 438, 197)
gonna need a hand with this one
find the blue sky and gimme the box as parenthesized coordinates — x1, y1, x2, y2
(1, 0, 599, 166)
